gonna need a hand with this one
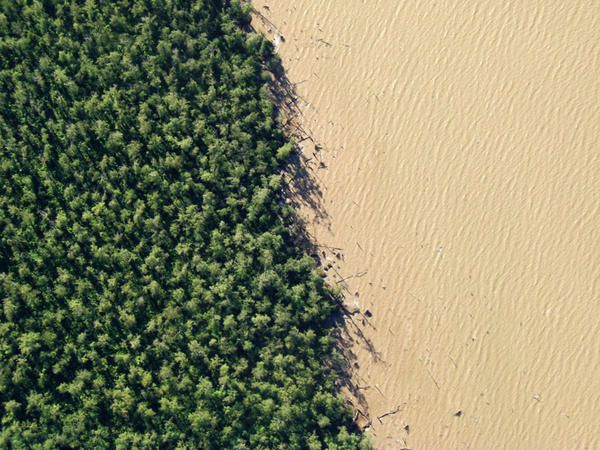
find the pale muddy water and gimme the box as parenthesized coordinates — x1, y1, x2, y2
(253, 1, 600, 449)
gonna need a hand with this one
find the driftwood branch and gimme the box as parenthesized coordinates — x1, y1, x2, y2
(377, 405, 403, 423)
(335, 270, 368, 284)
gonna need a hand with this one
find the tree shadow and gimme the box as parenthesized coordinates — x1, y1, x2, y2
(251, 9, 382, 433)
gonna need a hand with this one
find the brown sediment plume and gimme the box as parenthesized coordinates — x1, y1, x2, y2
(253, 1, 600, 449)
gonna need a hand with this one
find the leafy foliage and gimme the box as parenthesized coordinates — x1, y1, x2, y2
(0, 1, 367, 448)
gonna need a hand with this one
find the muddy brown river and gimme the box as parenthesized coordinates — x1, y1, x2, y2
(254, 1, 600, 448)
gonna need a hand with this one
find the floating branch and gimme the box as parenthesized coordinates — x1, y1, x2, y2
(377, 405, 403, 423)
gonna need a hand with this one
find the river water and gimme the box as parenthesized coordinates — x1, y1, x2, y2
(253, 2, 600, 448)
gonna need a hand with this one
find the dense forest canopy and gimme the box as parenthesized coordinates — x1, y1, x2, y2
(0, 0, 367, 448)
